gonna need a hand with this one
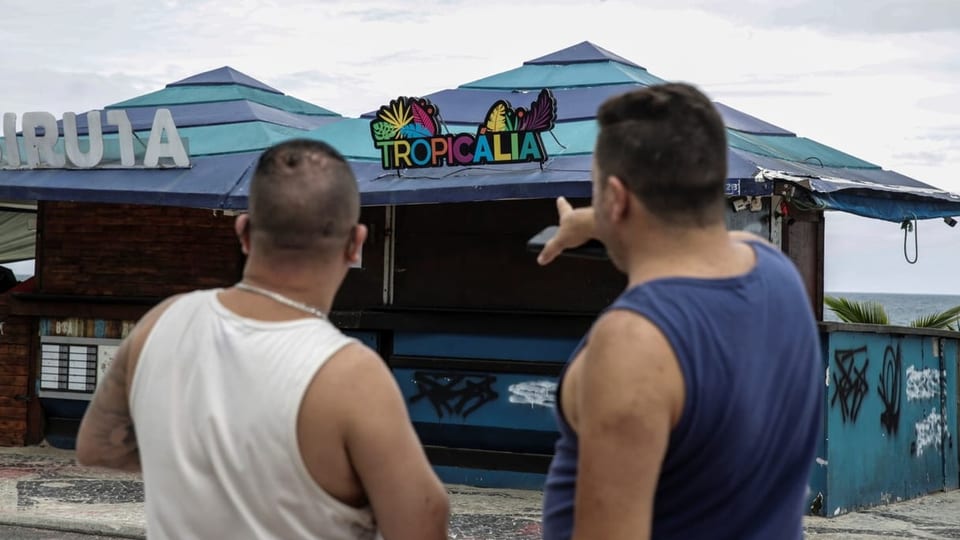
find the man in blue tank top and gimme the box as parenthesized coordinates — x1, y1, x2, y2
(536, 83, 823, 540)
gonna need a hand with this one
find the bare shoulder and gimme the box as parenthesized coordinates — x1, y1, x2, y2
(126, 294, 185, 345)
(302, 341, 399, 417)
(319, 341, 392, 387)
(589, 309, 674, 362)
(122, 293, 188, 385)
(584, 310, 685, 427)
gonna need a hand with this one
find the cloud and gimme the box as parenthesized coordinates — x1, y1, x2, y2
(824, 213, 960, 294)
(644, 0, 960, 34)
(709, 88, 830, 99)
(0, 69, 159, 118)
(916, 92, 960, 115)
(892, 151, 948, 167)
(271, 70, 367, 89)
(339, 7, 429, 22)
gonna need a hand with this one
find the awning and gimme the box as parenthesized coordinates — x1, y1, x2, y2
(0, 152, 258, 209)
(759, 169, 960, 222)
(0, 44, 956, 223)
(287, 41, 958, 217)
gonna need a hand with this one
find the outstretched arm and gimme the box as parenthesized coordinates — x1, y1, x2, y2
(536, 197, 774, 265)
(536, 197, 597, 265)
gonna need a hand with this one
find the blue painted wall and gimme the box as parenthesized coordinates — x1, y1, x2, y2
(396, 368, 558, 432)
(391, 331, 565, 455)
(820, 331, 958, 516)
(343, 330, 379, 351)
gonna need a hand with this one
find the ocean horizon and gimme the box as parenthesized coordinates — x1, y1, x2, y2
(825, 291, 960, 327)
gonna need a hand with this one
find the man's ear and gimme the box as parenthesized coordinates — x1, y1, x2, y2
(346, 224, 368, 265)
(606, 176, 630, 223)
(235, 214, 251, 255)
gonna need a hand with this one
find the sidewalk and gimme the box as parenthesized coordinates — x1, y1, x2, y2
(0, 445, 958, 539)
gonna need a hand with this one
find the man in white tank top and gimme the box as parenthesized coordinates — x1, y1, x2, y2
(76, 139, 450, 539)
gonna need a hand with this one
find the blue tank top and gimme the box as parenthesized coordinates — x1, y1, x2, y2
(542, 241, 823, 540)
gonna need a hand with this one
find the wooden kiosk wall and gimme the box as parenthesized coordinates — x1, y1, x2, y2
(1, 196, 803, 489)
(333, 199, 624, 483)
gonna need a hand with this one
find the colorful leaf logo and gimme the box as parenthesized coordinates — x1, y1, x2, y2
(484, 102, 508, 133)
(378, 98, 412, 134)
(516, 90, 557, 132)
(410, 100, 438, 136)
(371, 97, 440, 141)
(479, 90, 557, 134)
(371, 120, 398, 141)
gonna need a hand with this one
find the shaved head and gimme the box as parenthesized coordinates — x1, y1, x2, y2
(247, 139, 359, 259)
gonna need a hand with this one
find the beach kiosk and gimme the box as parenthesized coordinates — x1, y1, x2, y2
(0, 43, 958, 511)
(275, 42, 960, 493)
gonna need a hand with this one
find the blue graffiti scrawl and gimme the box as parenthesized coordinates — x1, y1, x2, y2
(832, 347, 869, 423)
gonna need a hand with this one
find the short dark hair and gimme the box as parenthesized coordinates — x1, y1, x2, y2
(248, 139, 359, 256)
(595, 83, 728, 226)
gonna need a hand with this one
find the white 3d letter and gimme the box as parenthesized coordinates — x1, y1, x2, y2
(2, 113, 19, 167)
(22, 112, 65, 167)
(144, 109, 189, 167)
(63, 112, 105, 168)
(106, 110, 135, 167)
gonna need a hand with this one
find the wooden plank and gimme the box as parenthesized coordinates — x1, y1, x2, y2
(782, 209, 825, 320)
(38, 201, 241, 298)
(0, 420, 26, 433)
(393, 199, 624, 312)
(0, 407, 26, 419)
(0, 364, 29, 376)
(335, 206, 386, 309)
(0, 385, 27, 396)
(0, 397, 27, 407)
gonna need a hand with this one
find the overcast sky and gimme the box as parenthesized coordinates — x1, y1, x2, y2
(2, 0, 959, 294)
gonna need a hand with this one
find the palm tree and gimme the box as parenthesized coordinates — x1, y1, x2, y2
(824, 296, 889, 325)
(825, 295, 960, 330)
(910, 305, 960, 329)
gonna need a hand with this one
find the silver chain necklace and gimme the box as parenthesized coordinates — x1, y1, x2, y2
(234, 282, 326, 319)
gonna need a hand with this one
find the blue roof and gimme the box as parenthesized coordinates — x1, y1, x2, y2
(461, 62, 666, 90)
(0, 67, 342, 208)
(3, 66, 342, 159)
(524, 41, 643, 69)
(0, 43, 956, 222)
(0, 152, 258, 209)
(167, 66, 282, 94)
(332, 41, 959, 221)
(60, 101, 338, 135)
(222, 150, 765, 209)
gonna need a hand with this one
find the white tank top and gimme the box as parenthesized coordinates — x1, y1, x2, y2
(130, 289, 380, 540)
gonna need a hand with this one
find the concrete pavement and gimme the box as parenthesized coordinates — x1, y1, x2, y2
(1, 445, 959, 539)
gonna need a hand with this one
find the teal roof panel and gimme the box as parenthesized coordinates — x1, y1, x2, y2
(727, 130, 878, 169)
(305, 118, 384, 161)
(524, 41, 643, 69)
(109, 86, 339, 117)
(172, 122, 310, 156)
(167, 66, 283, 94)
(460, 62, 665, 90)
